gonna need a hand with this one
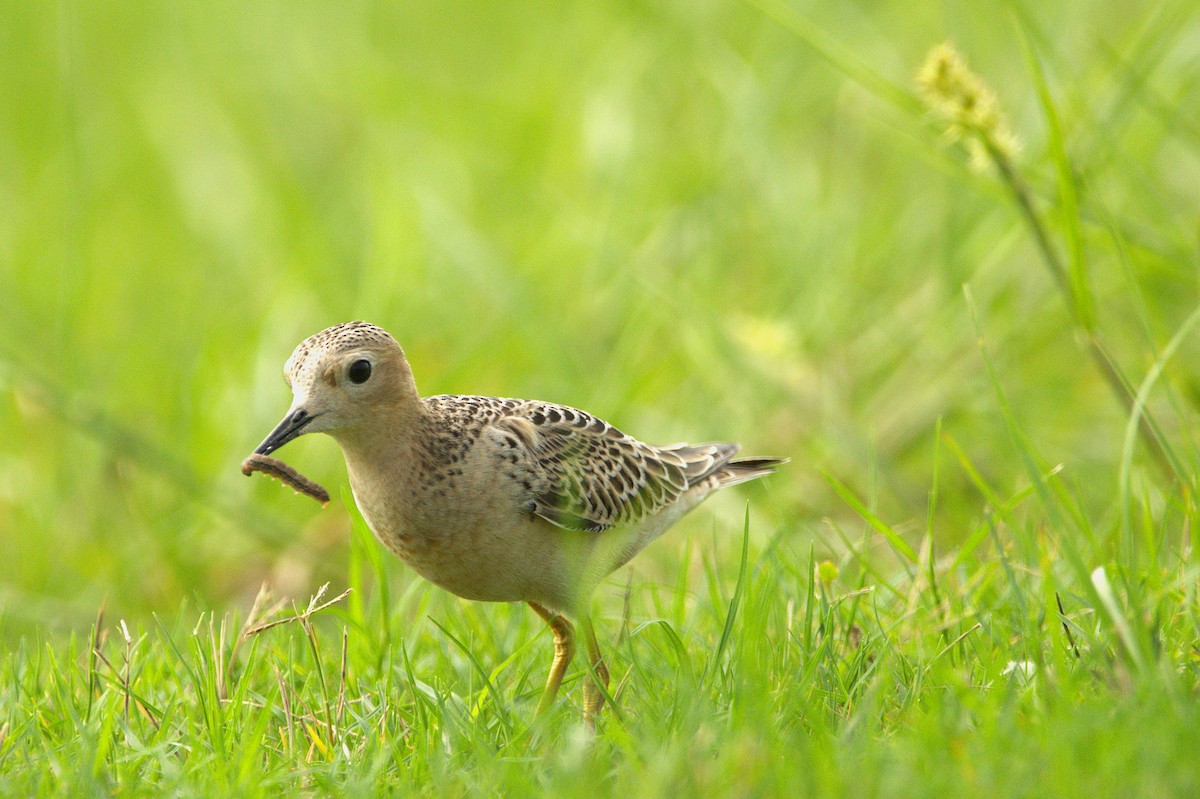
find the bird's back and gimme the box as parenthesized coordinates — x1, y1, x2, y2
(421, 395, 784, 531)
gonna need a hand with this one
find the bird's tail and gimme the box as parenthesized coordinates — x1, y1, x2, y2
(714, 456, 789, 488)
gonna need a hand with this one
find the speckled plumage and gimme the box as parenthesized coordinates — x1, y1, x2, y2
(251, 321, 786, 723)
(419, 394, 765, 534)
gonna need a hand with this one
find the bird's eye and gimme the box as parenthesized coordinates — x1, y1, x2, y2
(348, 359, 372, 384)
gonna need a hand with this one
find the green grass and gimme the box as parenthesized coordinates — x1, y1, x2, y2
(3, 0, 1200, 796)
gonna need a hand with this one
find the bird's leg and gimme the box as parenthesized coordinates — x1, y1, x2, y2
(529, 602, 575, 716)
(580, 615, 610, 728)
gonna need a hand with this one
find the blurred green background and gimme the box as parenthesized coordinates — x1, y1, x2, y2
(1, 1, 1198, 636)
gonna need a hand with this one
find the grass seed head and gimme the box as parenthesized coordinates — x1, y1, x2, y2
(917, 42, 1019, 169)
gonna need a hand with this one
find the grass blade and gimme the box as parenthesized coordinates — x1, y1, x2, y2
(822, 469, 918, 562)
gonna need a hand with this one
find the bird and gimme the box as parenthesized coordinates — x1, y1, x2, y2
(250, 321, 786, 726)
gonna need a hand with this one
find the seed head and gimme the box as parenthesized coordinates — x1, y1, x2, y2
(817, 559, 839, 586)
(917, 42, 1019, 169)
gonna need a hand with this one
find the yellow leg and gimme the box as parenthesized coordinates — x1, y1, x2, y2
(580, 616, 610, 728)
(529, 602, 575, 716)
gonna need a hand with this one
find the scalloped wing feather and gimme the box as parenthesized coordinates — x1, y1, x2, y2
(495, 401, 742, 532)
(423, 395, 784, 534)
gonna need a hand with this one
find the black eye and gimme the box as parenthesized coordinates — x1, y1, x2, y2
(348, 359, 372, 384)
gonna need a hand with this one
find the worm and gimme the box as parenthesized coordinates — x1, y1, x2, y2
(241, 453, 331, 506)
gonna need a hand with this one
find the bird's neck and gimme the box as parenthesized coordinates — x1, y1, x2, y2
(333, 399, 433, 550)
(334, 396, 426, 476)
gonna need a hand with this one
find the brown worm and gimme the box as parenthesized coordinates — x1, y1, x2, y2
(241, 453, 331, 506)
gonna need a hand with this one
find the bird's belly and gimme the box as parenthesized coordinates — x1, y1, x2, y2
(348, 462, 679, 612)
(357, 496, 594, 609)
(393, 526, 549, 603)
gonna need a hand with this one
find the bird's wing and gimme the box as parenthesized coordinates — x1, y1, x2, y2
(490, 401, 738, 532)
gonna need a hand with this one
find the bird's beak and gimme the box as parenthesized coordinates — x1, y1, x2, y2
(254, 407, 316, 456)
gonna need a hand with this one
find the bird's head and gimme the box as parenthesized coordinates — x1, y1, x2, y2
(254, 321, 418, 456)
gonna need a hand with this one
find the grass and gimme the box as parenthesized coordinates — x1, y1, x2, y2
(4, 496, 1199, 797)
(3, 0, 1200, 795)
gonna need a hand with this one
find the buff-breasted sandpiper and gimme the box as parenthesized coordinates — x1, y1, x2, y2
(248, 321, 785, 725)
